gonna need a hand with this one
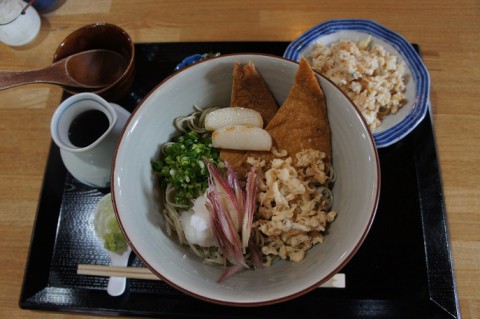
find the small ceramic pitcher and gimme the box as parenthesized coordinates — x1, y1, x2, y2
(51, 93, 130, 188)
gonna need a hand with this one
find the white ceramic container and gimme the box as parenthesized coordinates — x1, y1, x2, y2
(112, 54, 380, 306)
(51, 93, 130, 188)
(0, 0, 41, 46)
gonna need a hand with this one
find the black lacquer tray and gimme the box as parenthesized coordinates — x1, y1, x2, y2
(19, 42, 460, 318)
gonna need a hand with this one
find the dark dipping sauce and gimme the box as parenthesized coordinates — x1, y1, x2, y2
(68, 110, 110, 148)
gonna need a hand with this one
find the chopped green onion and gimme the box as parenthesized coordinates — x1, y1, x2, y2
(152, 131, 220, 205)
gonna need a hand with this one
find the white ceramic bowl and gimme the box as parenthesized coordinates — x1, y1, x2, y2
(284, 19, 431, 148)
(112, 54, 380, 306)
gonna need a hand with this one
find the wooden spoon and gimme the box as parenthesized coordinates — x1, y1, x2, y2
(0, 49, 128, 91)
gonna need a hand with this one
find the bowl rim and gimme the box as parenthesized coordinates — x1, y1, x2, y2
(111, 53, 381, 306)
(53, 22, 135, 95)
(283, 18, 431, 148)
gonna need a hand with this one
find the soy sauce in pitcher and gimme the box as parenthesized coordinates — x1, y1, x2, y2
(68, 110, 110, 148)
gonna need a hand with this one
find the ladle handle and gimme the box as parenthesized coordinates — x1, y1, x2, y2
(0, 65, 74, 90)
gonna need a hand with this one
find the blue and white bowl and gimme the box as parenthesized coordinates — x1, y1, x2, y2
(284, 19, 430, 148)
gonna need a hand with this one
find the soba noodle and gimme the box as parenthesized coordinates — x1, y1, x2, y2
(156, 105, 335, 267)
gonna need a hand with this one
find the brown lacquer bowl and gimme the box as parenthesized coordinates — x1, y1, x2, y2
(53, 23, 135, 101)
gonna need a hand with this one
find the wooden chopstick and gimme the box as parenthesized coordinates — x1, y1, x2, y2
(77, 264, 346, 288)
(78, 264, 159, 280)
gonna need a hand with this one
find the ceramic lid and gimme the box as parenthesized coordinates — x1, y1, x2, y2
(0, 0, 24, 25)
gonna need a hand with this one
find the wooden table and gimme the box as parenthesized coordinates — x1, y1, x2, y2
(0, 1, 478, 318)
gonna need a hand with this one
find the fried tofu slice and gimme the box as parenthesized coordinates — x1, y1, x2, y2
(221, 61, 279, 173)
(265, 57, 331, 168)
(230, 61, 278, 124)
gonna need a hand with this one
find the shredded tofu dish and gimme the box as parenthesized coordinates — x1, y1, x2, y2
(249, 149, 336, 266)
(306, 37, 407, 130)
